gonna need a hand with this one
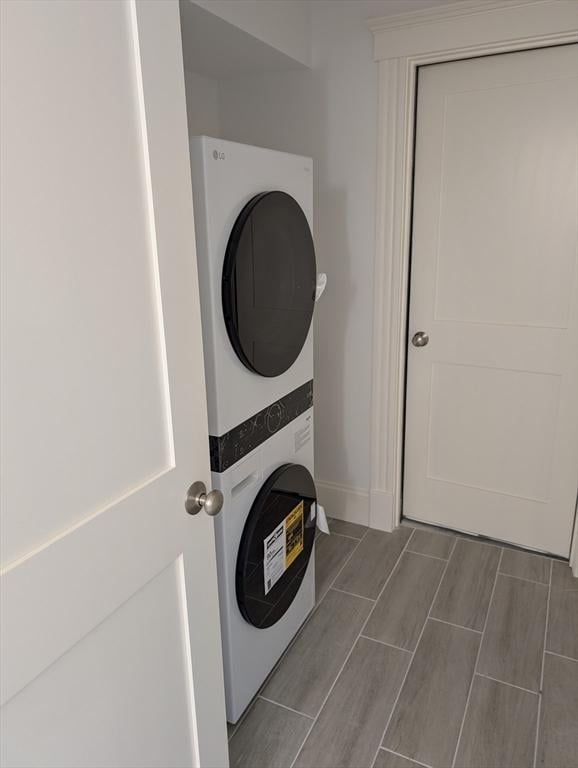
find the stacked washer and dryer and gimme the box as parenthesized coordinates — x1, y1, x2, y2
(189, 137, 325, 724)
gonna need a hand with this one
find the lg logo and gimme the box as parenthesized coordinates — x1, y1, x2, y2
(212, 150, 225, 160)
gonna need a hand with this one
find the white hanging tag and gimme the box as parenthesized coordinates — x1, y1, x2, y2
(316, 503, 330, 534)
(315, 273, 327, 302)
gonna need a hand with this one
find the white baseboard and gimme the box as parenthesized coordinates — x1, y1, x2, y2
(315, 480, 370, 527)
(369, 489, 394, 532)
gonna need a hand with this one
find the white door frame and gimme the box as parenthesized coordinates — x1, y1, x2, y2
(367, 0, 578, 571)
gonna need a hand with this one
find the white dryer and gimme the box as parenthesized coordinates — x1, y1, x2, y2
(189, 137, 320, 723)
(189, 136, 315, 441)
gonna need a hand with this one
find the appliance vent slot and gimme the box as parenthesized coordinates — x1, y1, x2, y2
(231, 472, 259, 498)
(295, 423, 311, 452)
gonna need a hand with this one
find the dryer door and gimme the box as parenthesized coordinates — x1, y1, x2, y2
(236, 463, 316, 628)
(222, 191, 316, 377)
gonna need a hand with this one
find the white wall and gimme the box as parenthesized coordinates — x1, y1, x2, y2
(217, 1, 447, 519)
(191, 0, 312, 67)
(184, 70, 221, 138)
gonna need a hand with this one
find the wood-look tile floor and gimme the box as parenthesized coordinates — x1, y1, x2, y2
(228, 520, 578, 768)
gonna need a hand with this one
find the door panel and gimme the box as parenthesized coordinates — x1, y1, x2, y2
(4, 562, 194, 768)
(435, 76, 577, 329)
(3, 0, 174, 564)
(428, 363, 560, 501)
(404, 45, 578, 556)
(1, 1, 228, 765)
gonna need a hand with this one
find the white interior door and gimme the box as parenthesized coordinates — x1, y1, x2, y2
(404, 45, 578, 557)
(0, 2, 228, 766)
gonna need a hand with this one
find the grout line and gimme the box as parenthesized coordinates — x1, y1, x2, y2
(405, 548, 449, 562)
(534, 558, 553, 768)
(401, 521, 459, 541)
(321, 526, 368, 592)
(454, 534, 504, 552)
(359, 634, 412, 655)
(451, 547, 504, 768)
(230, 528, 371, 748)
(370, 535, 459, 768)
(379, 747, 433, 768)
(315, 526, 369, 604)
(428, 616, 483, 634)
(227, 685, 265, 743)
(498, 570, 551, 588)
(241, 527, 370, 736)
(475, 672, 539, 696)
(289, 528, 417, 768)
(327, 531, 367, 542)
(330, 586, 375, 602)
(286, 637, 351, 765)
(227, 686, 261, 743)
(403, 518, 562, 560)
(239, 525, 370, 742)
(257, 695, 314, 720)
(357, 527, 416, 639)
(544, 649, 578, 663)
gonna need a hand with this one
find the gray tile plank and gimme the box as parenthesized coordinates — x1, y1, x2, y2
(261, 588, 373, 717)
(547, 587, 578, 660)
(327, 517, 367, 539)
(406, 528, 455, 560)
(373, 749, 425, 768)
(383, 619, 480, 768)
(334, 527, 413, 600)
(229, 698, 311, 768)
(364, 552, 446, 651)
(537, 653, 578, 768)
(430, 538, 500, 630)
(499, 548, 551, 585)
(551, 560, 578, 590)
(315, 533, 358, 601)
(454, 675, 538, 768)
(294, 638, 410, 768)
(478, 575, 547, 691)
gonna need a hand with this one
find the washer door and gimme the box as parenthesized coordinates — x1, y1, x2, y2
(236, 463, 316, 628)
(222, 191, 316, 377)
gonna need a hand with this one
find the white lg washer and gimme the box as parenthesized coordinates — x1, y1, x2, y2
(189, 137, 320, 723)
(213, 409, 316, 723)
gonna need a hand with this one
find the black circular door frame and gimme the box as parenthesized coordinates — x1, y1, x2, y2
(236, 463, 316, 628)
(222, 191, 316, 378)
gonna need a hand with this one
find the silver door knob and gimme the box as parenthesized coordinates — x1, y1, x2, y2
(411, 331, 429, 347)
(185, 481, 224, 516)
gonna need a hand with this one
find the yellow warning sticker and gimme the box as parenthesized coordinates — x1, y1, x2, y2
(285, 501, 304, 568)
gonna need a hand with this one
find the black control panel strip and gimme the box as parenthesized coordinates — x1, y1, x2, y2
(209, 380, 313, 473)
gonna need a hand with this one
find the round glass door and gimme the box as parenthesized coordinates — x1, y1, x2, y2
(222, 191, 316, 377)
(236, 463, 316, 628)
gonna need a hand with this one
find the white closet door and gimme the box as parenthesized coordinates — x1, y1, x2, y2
(0, 1, 228, 766)
(404, 44, 578, 556)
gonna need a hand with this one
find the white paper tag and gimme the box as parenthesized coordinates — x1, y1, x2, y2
(263, 521, 286, 595)
(316, 503, 330, 534)
(315, 273, 327, 302)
